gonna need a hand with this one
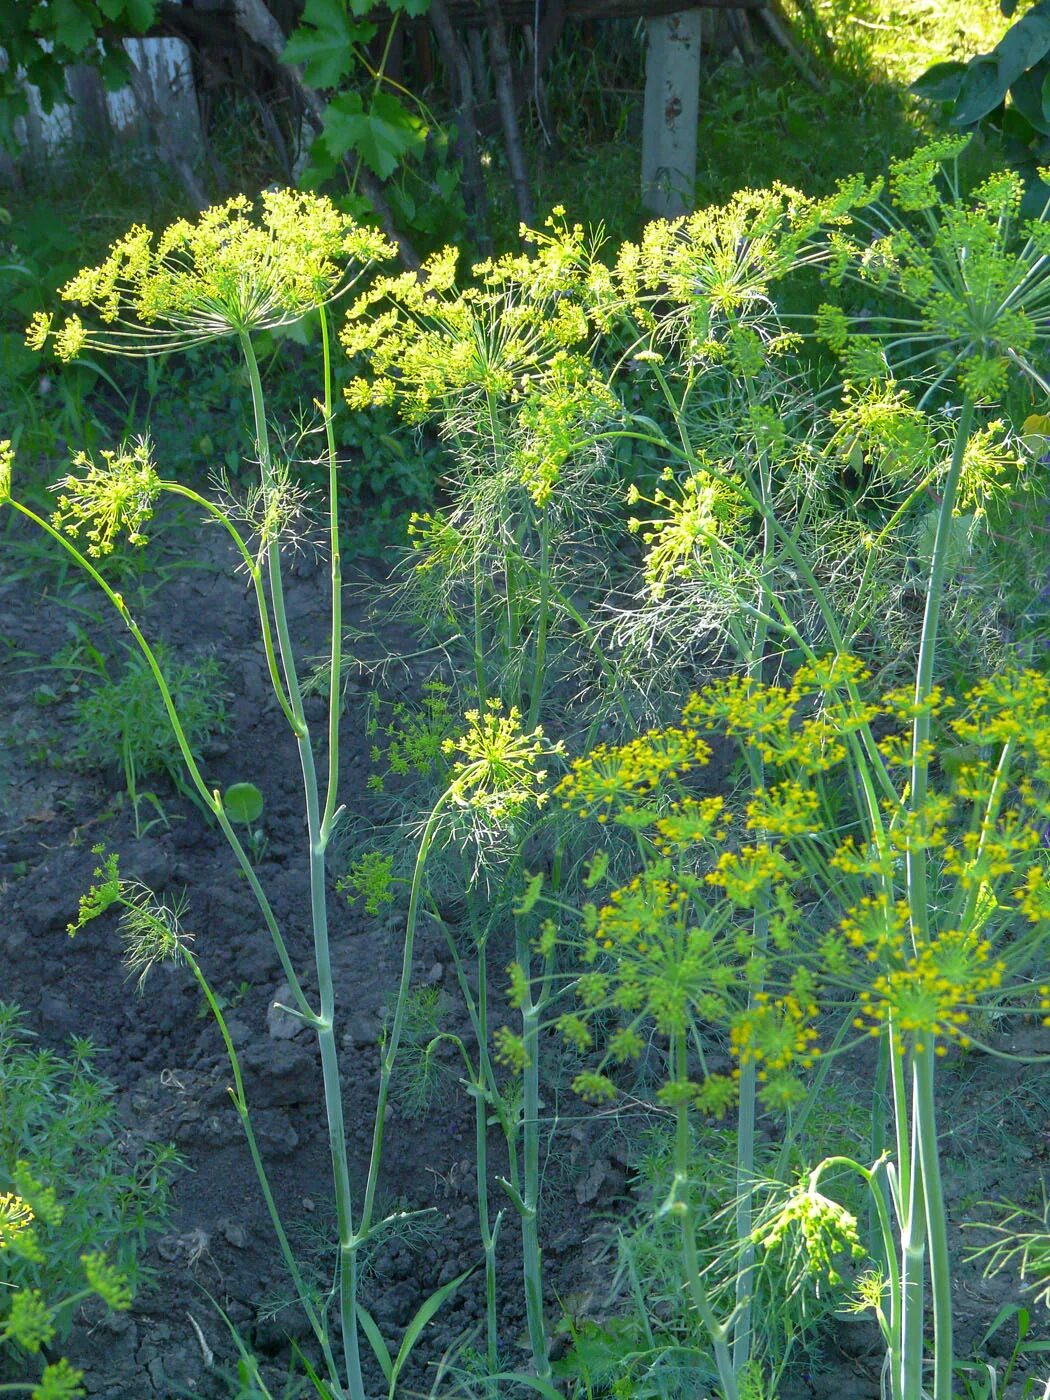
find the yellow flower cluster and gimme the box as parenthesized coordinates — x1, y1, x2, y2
(951, 670, 1050, 752)
(556, 725, 711, 821)
(28, 190, 392, 358)
(943, 814, 1041, 890)
(443, 700, 563, 820)
(853, 928, 1005, 1051)
(707, 843, 799, 909)
(615, 175, 876, 356)
(341, 218, 616, 504)
(683, 659, 876, 772)
(628, 469, 750, 598)
(839, 894, 910, 963)
(594, 868, 689, 955)
(1014, 866, 1050, 924)
(51, 436, 161, 556)
(745, 779, 821, 837)
(0, 1192, 34, 1248)
(653, 796, 727, 852)
(730, 990, 820, 1078)
(0, 439, 12, 502)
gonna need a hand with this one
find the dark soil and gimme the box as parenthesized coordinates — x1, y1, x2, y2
(1, 503, 1047, 1399)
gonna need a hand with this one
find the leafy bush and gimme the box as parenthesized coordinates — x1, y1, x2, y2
(70, 642, 227, 790)
(0, 1002, 180, 1387)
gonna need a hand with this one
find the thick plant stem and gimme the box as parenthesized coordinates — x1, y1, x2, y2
(897, 396, 974, 1399)
(527, 508, 551, 730)
(360, 794, 451, 1235)
(671, 1031, 738, 1400)
(898, 1069, 926, 1400)
(239, 332, 364, 1400)
(473, 935, 502, 1382)
(473, 1077, 502, 1383)
(907, 395, 975, 942)
(319, 306, 344, 840)
(731, 438, 773, 1376)
(915, 1047, 953, 1400)
(516, 922, 554, 1386)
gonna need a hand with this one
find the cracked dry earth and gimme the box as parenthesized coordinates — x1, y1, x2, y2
(1, 496, 1048, 1399)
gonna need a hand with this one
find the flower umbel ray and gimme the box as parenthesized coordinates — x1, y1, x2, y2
(51, 436, 161, 556)
(26, 190, 395, 360)
(443, 700, 565, 820)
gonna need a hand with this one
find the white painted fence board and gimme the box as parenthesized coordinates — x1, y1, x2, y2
(641, 8, 702, 218)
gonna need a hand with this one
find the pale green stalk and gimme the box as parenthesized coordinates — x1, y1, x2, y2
(899, 1072, 926, 1400)
(914, 1046, 952, 1400)
(512, 920, 555, 1385)
(239, 329, 364, 1399)
(435, 899, 518, 1380)
(359, 792, 453, 1237)
(527, 506, 551, 730)
(186, 951, 341, 1380)
(670, 1027, 738, 1400)
(900, 394, 975, 1399)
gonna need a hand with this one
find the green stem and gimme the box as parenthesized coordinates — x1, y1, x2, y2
(731, 425, 773, 1376)
(671, 1028, 738, 1400)
(907, 395, 975, 946)
(239, 332, 309, 726)
(915, 1045, 952, 1400)
(186, 953, 342, 1385)
(319, 306, 344, 839)
(515, 920, 554, 1386)
(472, 1073, 503, 1386)
(360, 792, 452, 1235)
(239, 330, 363, 1400)
(527, 507, 551, 730)
(899, 1065, 926, 1400)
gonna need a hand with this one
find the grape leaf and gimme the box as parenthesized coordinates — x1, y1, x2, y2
(283, 0, 374, 89)
(321, 90, 426, 179)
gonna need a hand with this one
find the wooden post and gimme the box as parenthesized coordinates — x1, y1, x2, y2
(641, 8, 702, 218)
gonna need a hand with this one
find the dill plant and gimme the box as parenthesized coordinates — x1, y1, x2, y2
(5, 130, 1050, 1399)
(0, 1002, 178, 1398)
(5, 194, 488, 1400)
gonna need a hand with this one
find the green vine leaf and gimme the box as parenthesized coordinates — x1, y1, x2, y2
(321, 90, 426, 178)
(283, 0, 376, 89)
(35, 0, 97, 54)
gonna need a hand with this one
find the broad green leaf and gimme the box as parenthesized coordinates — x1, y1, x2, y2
(1009, 64, 1050, 133)
(996, 5, 1050, 89)
(40, 0, 97, 54)
(391, 0, 432, 13)
(321, 91, 425, 179)
(97, 0, 155, 23)
(223, 782, 264, 825)
(123, 0, 159, 31)
(911, 60, 967, 103)
(283, 0, 374, 88)
(354, 1303, 393, 1384)
(1003, 0, 1020, 13)
(952, 57, 1007, 125)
